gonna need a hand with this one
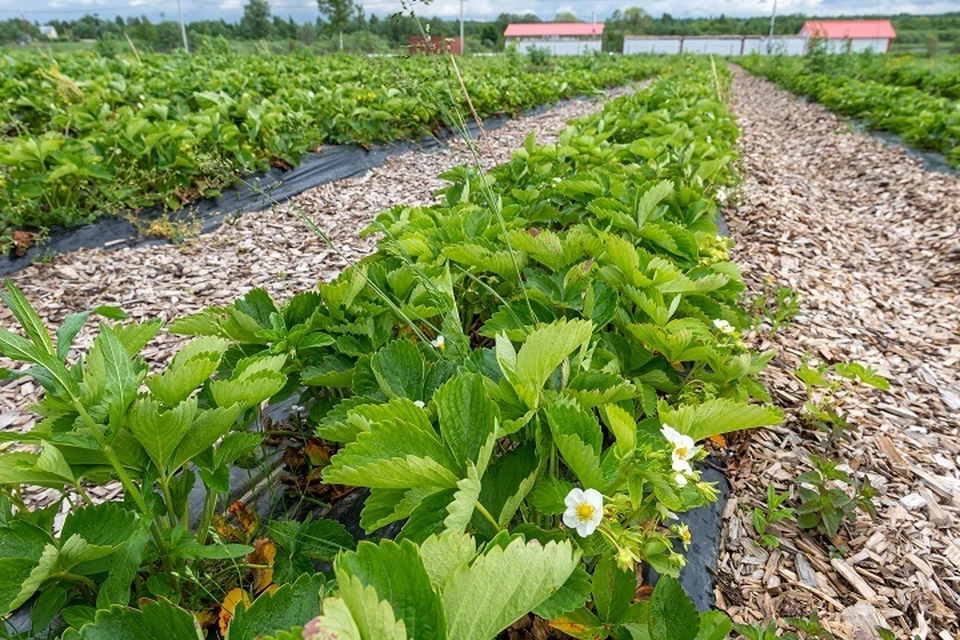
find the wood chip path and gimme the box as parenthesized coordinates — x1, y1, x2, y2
(720, 67, 960, 639)
(0, 89, 634, 506)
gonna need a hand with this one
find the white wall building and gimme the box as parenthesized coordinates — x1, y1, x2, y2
(504, 22, 604, 56)
(623, 20, 896, 56)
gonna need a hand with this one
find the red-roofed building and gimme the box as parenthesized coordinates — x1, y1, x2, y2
(799, 19, 896, 53)
(504, 22, 604, 55)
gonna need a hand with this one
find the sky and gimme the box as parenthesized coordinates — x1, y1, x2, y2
(1, 0, 958, 25)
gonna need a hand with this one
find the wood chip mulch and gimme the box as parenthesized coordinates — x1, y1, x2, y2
(0, 88, 637, 507)
(718, 67, 960, 639)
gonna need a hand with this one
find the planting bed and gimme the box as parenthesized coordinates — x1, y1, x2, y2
(720, 67, 960, 638)
(0, 52, 657, 253)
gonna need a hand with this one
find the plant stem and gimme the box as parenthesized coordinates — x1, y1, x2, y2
(72, 482, 95, 507)
(159, 476, 178, 527)
(57, 571, 99, 594)
(69, 400, 150, 516)
(196, 488, 218, 546)
(475, 502, 502, 532)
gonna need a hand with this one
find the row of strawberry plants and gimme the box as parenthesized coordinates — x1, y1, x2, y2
(739, 54, 960, 168)
(0, 58, 777, 639)
(0, 52, 660, 254)
(786, 52, 960, 101)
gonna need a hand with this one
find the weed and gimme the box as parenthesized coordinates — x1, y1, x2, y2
(750, 280, 801, 333)
(751, 485, 794, 549)
(734, 611, 837, 639)
(795, 455, 877, 538)
(795, 360, 889, 444)
(124, 209, 201, 244)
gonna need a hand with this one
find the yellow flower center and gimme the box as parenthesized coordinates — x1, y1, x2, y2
(575, 502, 595, 522)
(675, 446, 688, 459)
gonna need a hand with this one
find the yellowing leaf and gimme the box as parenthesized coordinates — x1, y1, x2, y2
(219, 588, 251, 636)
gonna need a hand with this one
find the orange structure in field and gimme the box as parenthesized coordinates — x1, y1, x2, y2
(408, 36, 463, 55)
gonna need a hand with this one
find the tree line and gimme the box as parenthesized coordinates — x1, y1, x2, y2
(3, 4, 959, 54)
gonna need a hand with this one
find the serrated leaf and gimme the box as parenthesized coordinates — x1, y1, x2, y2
(649, 576, 699, 640)
(398, 489, 457, 543)
(325, 418, 459, 490)
(533, 566, 591, 620)
(478, 441, 539, 528)
(336, 539, 444, 640)
(636, 180, 674, 226)
(210, 355, 287, 409)
(145, 336, 230, 407)
(545, 398, 602, 455)
(95, 324, 142, 429)
(128, 396, 198, 475)
(110, 319, 163, 358)
(292, 518, 355, 562)
(528, 476, 576, 517)
(515, 318, 593, 402)
(600, 404, 637, 459)
(60, 598, 204, 639)
(444, 461, 482, 535)
(443, 537, 579, 640)
(60, 502, 139, 550)
(442, 243, 527, 281)
(97, 527, 149, 609)
(36, 442, 75, 482)
(168, 405, 243, 473)
(1, 282, 54, 356)
(434, 374, 497, 472)
(335, 575, 407, 640)
(658, 398, 783, 441)
(300, 598, 361, 640)
(0, 521, 50, 615)
(418, 532, 477, 590)
(694, 610, 733, 640)
(592, 554, 635, 624)
(370, 340, 425, 401)
(227, 573, 326, 640)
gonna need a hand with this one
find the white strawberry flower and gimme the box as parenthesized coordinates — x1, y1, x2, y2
(675, 472, 689, 488)
(413, 400, 425, 408)
(431, 335, 445, 351)
(562, 488, 603, 537)
(661, 424, 698, 474)
(713, 318, 735, 334)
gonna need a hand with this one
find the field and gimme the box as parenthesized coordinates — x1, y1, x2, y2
(0, 51, 655, 252)
(0, 48, 958, 640)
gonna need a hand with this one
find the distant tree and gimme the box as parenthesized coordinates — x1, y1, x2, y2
(296, 22, 316, 45)
(241, 0, 272, 39)
(316, 0, 354, 51)
(555, 11, 580, 22)
(480, 23, 499, 47)
(925, 33, 939, 57)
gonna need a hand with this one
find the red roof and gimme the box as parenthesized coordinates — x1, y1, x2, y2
(800, 20, 896, 39)
(504, 23, 604, 38)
